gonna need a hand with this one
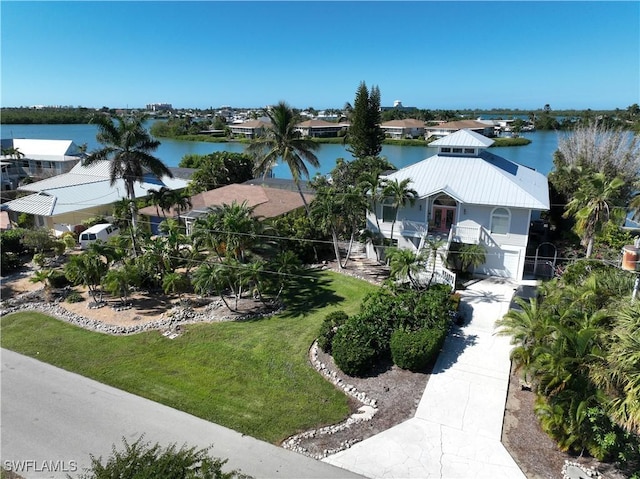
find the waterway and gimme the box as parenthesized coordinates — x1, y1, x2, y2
(0, 122, 561, 178)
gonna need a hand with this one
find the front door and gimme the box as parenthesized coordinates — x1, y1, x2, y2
(432, 207, 455, 233)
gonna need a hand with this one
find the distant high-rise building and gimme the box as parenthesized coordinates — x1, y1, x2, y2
(146, 103, 173, 112)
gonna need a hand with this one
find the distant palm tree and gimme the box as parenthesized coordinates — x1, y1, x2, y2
(382, 178, 418, 242)
(84, 114, 173, 231)
(246, 101, 319, 213)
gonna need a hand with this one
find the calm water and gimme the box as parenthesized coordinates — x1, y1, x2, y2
(0, 122, 560, 178)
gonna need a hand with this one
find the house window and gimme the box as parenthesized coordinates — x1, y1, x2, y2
(491, 207, 511, 234)
(464, 148, 475, 154)
(382, 200, 396, 223)
(452, 148, 463, 153)
(441, 147, 451, 153)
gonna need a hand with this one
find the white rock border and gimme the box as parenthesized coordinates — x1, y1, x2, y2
(281, 341, 379, 459)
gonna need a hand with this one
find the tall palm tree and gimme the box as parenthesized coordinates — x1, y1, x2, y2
(358, 170, 385, 233)
(563, 171, 625, 258)
(246, 101, 319, 213)
(382, 177, 418, 242)
(83, 114, 173, 231)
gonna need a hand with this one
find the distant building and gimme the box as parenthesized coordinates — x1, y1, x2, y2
(380, 119, 426, 139)
(146, 103, 173, 112)
(0, 138, 86, 190)
(424, 120, 495, 140)
(295, 119, 346, 138)
(228, 119, 271, 139)
(381, 100, 417, 113)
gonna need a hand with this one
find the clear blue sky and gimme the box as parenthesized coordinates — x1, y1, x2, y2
(2, 1, 639, 111)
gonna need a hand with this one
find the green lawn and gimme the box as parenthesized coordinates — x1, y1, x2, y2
(1, 271, 377, 444)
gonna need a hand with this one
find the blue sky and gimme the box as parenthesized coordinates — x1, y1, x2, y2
(2, 1, 639, 110)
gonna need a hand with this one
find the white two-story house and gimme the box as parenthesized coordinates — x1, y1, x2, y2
(366, 129, 549, 281)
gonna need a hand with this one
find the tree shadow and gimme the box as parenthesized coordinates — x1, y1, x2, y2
(432, 328, 479, 373)
(277, 269, 344, 318)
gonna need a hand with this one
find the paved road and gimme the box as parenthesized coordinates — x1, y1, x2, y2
(1, 349, 363, 479)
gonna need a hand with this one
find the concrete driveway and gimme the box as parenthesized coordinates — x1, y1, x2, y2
(323, 277, 528, 479)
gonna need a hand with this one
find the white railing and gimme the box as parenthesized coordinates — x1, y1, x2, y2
(449, 224, 481, 244)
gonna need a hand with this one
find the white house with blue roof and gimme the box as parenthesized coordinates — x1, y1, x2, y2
(367, 129, 550, 281)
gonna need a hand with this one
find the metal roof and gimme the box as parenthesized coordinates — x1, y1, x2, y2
(381, 149, 549, 210)
(9, 139, 83, 162)
(7, 159, 189, 216)
(429, 129, 495, 148)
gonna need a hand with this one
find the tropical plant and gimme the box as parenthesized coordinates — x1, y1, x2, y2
(246, 101, 320, 213)
(64, 252, 109, 303)
(102, 264, 139, 306)
(83, 113, 173, 232)
(385, 247, 427, 289)
(563, 171, 625, 257)
(162, 272, 191, 299)
(381, 178, 418, 242)
(78, 436, 250, 479)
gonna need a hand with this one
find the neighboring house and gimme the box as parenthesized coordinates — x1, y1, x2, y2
(228, 119, 271, 139)
(3, 160, 188, 236)
(138, 181, 314, 235)
(424, 120, 495, 140)
(367, 129, 549, 281)
(294, 119, 346, 138)
(380, 119, 426, 139)
(0, 138, 86, 190)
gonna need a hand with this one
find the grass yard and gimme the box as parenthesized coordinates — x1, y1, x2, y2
(1, 270, 377, 444)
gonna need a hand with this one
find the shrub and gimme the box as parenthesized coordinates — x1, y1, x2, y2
(332, 317, 378, 377)
(77, 436, 249, 479)
(317, 310, 348, 353)
(32, 252, 47, 267)
(390, 327, 447, 371)
(0, 251, 22, 275)
(48, 269, 71, 289)
(66, 291, 84, 303)
(0, 228, 26, 254)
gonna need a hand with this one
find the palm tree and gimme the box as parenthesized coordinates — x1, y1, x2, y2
(83, 114, 173, 231)
(386, 247, 427, 289)
(246, 101, 320, 213)
(358, 170, 385, 233)
(148, 186, 175, 218)
(563, 171, 625, 258)
(64, 252, 108, 304)
(382, 177, 418, 242)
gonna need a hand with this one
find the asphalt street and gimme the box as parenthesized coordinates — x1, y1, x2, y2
(0, 348, 364, 479)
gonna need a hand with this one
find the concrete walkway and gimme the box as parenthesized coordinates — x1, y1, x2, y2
(323, 277, 527, 479)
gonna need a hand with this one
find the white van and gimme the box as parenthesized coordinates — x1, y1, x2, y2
(79, 223, 120, 249)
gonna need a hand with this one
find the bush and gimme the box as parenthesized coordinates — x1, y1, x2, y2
(317, 310, 349, 353)
(0, 228, 26, 254)
(0, 251, 22, 275)
(77, 436, 249, 479)
(32, 252, 47, 267)
(48, 269, 71, 289)
(390, 327, 446, 372)
(66, 290, 84, 303)
(332, 317, 378, 377)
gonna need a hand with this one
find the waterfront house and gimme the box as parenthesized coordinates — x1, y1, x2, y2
(138, 180, 314, 235)
(380, 119, 426, 139)
(366, 129, 549, 281)
(3, 160, 188, 235)
(424, 120, 495, 140)
(0, 138, 86, 190)
(228, 119, 270, 139)
(294, 119, 347, 138)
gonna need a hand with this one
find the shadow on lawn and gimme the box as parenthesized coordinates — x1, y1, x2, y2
(277, 269, 344, 318)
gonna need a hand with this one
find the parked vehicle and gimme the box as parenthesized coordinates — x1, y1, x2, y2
(79, 223, 119, 249)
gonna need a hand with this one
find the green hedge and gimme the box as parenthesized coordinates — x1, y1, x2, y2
(317, 310, 349, 354)
(390, 327, 447, 372)
(332, 317, 378, 377)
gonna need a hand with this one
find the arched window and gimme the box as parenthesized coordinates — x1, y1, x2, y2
(491, 207, 510, 234)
